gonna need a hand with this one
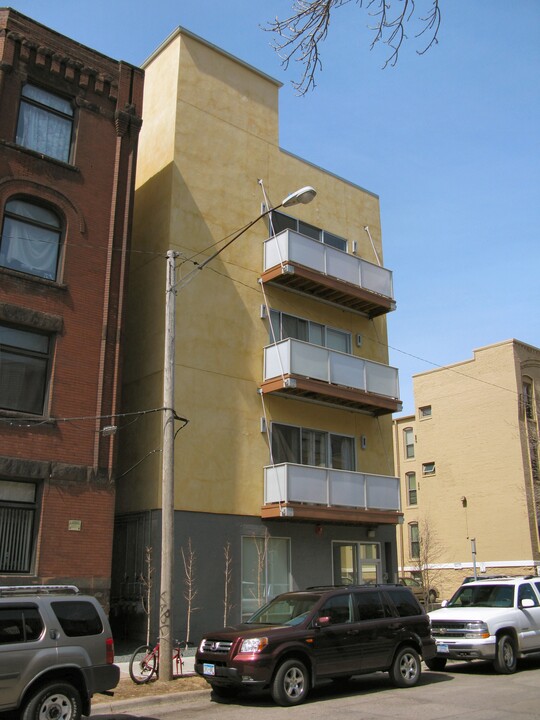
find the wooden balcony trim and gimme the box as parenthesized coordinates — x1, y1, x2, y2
(260, 374, 402, 415)
(260, 262, 396, 318)
(261, 502, 402, 525)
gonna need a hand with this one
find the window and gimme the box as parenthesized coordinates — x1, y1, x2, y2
(523, 380, 534, 420)
(319, 594, 352, 624)
(422, 462, 436, 476)
(270, 309, 351, 354)
(404, 427, 414, 459)
(0, 324, 51, 415)
(354, 590, 387, 620)
(1, 199, 62, 280)
(51, 601, 103, 636)
(419, 405, 432, 418)
(518, 583, 539, 607)
(270, 210, 347, 252)
(406, 472, 417, 505)
(241, 536, 290, 620)
(409, 523, 419, 559)
(332, 542, 381, 585)
(0, 480, 38, 573)
(16, 84, 73, 163)
(271, 423, 355, 470)
(0, 607, 43, 644)
(386, 587, 422, 617)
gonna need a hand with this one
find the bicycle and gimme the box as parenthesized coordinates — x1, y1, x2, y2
(129, 639, 192, 684)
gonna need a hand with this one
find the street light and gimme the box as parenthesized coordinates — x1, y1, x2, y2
(159, 185, 316, 680)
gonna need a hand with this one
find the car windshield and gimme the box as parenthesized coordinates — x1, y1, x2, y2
(246, 594, 320, 626)
(448, 584, 514, 608)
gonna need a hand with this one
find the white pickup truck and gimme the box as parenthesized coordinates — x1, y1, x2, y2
(428, 576, 540, 674)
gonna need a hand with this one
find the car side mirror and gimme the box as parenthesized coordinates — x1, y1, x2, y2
(441, 600, 448, 608)
(315, 615, 331, 628)
(520, 598, 535, 609)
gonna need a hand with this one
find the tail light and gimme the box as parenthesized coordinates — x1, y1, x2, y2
(106, 637, 115, 664)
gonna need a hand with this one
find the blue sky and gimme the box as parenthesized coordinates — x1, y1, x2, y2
(11, 0, 540, 414)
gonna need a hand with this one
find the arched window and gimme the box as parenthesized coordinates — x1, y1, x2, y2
(406, 472, 417, 505)
(0, 199, 62, 280)
(409, 523, 420, 559)
(403, 427, 414, 459)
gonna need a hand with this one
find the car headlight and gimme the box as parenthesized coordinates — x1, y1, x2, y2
(463, 622, 490, 638)
(240, 637, 269, 653)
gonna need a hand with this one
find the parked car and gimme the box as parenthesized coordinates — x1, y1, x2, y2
(195, 584, 436, 706)
(428, 575, 540, 674)
(398, 576, 439, 604)
(0, 585, 119, 720)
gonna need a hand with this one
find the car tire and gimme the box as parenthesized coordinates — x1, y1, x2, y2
(390, 646, 421, 688)
(425, 657, 447, 672)
(210, 684, 240, 699)
(22, 682, 81, 720)
(493, 634, 517, 674)
(271, 658, 310, 706)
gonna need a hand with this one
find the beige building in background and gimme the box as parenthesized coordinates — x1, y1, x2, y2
(111, 27, 403, 641)
(394, 339, 540, 601)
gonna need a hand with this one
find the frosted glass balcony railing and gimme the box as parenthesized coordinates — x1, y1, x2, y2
(263, 229, 394, 300)
(263, 338, 400, 400)
(264, 463, 401, 512)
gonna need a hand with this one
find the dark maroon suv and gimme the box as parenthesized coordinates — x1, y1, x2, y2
(195, 584, 436, 706)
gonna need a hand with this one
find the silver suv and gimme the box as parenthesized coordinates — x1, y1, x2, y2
(0, 585, 119, 720)
(428, 576, 540, 674)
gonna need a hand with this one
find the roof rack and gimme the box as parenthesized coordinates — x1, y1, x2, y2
(0, 585, 80, 597)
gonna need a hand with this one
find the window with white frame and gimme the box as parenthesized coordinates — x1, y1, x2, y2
(0, 479, 38, 573)
(241, 535, 290, 620)
(409, 523, 420, 559)
(270, 209, 347, 252)
(422, 462, 436, 476)
(269, 309, 351, 354)
(16, 84, 74, 163)
(404, 427, 415, 459)
(1, 199, 62, 280)
(0, 324, 51, 415)
(406, 472, 417, 505)
(271, 422, 355, 470)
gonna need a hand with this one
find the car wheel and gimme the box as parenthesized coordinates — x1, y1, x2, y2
(425, 657, 447, 672)
(390, 646, 421, 688)
(493, 634, 517, 674)
(271, 658, 310, 706)
(22, 682, 81, 720)
(210, 684, 240, 699)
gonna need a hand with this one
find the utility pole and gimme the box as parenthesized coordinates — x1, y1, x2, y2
(160, 249, 177, 681)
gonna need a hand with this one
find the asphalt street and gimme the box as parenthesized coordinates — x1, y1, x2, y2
(92, 656, 540, 720)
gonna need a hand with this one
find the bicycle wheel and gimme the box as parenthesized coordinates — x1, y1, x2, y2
(129, 645, 157, 684)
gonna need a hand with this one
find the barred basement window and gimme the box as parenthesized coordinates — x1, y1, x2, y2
(0, 480, 38, 574)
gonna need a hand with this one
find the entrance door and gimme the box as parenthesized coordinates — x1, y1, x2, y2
(333, 542, 381, 585)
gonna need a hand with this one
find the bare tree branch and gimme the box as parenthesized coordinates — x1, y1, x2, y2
(265, 0, 441, 95)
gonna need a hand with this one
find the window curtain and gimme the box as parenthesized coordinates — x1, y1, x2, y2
(271, 424, 300, 464)
(0, 351, 47, 414)
(1, 216, 59, 279)
(16, 85, 72, 163)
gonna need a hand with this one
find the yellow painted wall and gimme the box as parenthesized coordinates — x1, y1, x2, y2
(117, 29, 395, 517)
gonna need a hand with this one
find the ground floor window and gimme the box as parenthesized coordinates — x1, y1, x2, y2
(332, 541, 381, 585)
(241, 536, 290, 620)
(0, 479, 38, 573)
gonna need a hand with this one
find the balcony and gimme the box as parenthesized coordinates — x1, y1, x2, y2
(261, 229, 396, 317)
(261, 338, 402, 415)
(262, 463, 402, 525)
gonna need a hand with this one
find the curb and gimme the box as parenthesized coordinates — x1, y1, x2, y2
(91, 688, 211, 715)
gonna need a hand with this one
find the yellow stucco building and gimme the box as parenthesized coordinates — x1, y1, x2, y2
(113, 28, 402, 640)
(394, 339, 540, 603)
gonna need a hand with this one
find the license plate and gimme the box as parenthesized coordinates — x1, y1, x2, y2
(203, 663, 215, 676)
(436, 642, 449, 654)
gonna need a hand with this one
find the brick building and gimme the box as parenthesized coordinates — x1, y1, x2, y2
(0, 9, 143, 605)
